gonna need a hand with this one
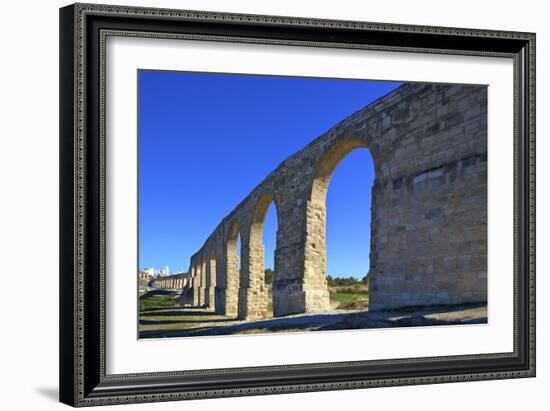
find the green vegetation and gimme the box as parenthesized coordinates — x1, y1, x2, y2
(139, 291, 180, 312)
(264, 268, 274, 284)
(330, 291, 367, 302)
(327, 274, 369, 287)
(139, 290, 234, 338)
(327, 277, 369, 310)
(329, 288, 369, 310)
(262, 270, 369, 311)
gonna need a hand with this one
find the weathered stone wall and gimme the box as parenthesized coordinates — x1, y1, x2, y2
(180, 83, 487, 318)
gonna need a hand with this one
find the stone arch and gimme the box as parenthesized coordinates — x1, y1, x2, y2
(238, 192, 280, 320)
(185, 84, 488, 316)
(310, 137, 371, 205)
(299, 138, 375, 315)
(322, 142, 377, 284)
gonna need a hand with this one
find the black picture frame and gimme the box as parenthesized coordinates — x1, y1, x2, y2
(59, 3, 536, 407)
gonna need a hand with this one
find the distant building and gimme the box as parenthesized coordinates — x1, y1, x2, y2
(160, 266, 170, 277)
(138, 269, 153, 280)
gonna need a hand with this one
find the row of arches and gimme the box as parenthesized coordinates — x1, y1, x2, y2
(152, 275, 187, 290)
(176, 83, 489, 316)
(182, 139, 375, 320)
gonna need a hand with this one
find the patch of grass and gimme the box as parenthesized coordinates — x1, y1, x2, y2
(265, 289, 274, 316)
(329, 286, 369, 310)
(330, 284, 368, 293)
(139, 293, 180, 312)
(330, 292, 368, 302)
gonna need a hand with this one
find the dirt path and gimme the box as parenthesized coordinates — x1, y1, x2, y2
(139, 303, 487, 339)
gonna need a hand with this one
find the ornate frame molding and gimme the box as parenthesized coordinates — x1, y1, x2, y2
(60, 3, 535, 407)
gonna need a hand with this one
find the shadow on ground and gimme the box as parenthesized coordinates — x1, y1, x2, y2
(140, 310, 217, 317)
(35, 387, 58, 402)
(318, 303, 487, 331)
(138, 299, 487, 339)
(140, 317, 231, 326)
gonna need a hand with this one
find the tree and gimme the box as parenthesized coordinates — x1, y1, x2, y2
(326, 275, 364, 287)
(264, 268, 275, 284)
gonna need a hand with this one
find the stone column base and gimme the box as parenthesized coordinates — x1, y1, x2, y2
(214, 287, 225, 314)
(237, 287, 268, 320)
(204, 286, 216, 310)
(197, 286, 205, 306)
(304, 286, 331, 312)
(192, 285, 200, 306)
(220, 287, 239, 318)
(273, 282, 330, 317)
(212, 287, 239, 317)
(179, 287, 193, 306)
(272, 282, 305, 317)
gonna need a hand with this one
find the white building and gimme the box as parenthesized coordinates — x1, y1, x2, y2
(160, 266, 170, 277)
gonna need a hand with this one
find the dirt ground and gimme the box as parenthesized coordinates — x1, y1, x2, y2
(139, 291, 487, 339)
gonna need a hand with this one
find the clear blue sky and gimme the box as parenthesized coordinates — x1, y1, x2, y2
(139, 70, 401, 277)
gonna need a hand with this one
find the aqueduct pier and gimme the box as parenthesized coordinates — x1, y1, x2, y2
(167, 83, 487, 321)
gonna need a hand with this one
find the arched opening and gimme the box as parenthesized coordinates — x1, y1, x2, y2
(325, 147, 374, 310)
(263, 202, 278, 316)
(311, 138, 369, 205)
(242, 193, 279, 319)
(305, 138, 374, 313)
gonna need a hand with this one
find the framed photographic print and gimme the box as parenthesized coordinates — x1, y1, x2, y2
(59, 2, 536, 407)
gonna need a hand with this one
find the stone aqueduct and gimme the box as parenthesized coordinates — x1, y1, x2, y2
(152, 274, 188, 290)
(153, 83, 488, 321)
